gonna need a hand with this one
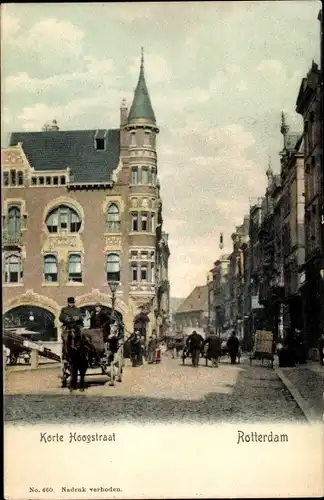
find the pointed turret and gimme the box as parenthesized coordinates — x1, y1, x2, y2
(128, 48, 156, 124)
(266, 156, 274, 188)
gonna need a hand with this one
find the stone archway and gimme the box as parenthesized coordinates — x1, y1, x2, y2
(4, 305, 57, 342)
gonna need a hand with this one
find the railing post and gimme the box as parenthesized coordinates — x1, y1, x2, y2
(30, 349, 39, 369)
(3, 347, 7, 371)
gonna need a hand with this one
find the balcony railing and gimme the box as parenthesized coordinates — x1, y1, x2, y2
(2, 230, 23, 247)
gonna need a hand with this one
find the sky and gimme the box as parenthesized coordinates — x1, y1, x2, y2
(1, 1, 321, 298)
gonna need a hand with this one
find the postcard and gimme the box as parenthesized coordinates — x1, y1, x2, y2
(2, 1, 324, 498)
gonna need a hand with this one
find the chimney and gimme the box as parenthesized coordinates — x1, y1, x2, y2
(120, 98, 128, 127)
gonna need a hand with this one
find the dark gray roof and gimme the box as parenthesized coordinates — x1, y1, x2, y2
(9, 129, 120, 184)
(128, 58, 156, 123)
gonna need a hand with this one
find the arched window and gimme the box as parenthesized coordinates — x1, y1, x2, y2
(106, 253, 120, 282)
(130, 131, 136, 147)
(68, 254, 82, 282)
(131, 167, 138, 185)
(3, 172, 9, 186)
(106, 203, 120, 232)
(4, 254, 23, 284)
(46, 205, 81, 233)
(44, 254, 58, 282)
(17, 171, 24, 186)
(8, 205, 21, 233)
(10, 170, 16, 186)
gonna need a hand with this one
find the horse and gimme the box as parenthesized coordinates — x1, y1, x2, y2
(62, 326, 90, 392)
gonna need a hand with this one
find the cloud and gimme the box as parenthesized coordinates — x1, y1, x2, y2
(14, 18, 85, 54)
(1, 10, 20, 41)
(129, 52, 172, 85)
(5, 56, 117, 94)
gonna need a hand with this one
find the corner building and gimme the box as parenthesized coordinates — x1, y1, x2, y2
(2, 52, 170, 348)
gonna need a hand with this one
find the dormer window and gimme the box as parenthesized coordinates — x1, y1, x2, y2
(95, 138, 105, 151)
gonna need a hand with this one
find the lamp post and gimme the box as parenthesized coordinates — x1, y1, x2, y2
(154, 308, 159, 338)
(108, 280, 119, 320)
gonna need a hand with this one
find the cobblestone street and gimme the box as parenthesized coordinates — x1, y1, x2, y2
(5, 356, 305, 424)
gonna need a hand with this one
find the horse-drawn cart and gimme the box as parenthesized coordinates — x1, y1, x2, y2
(61, 327, 124, 390)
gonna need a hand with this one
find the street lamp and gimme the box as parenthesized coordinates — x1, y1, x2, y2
(29, 311, 35, 322)
(154, 308, 159, 338)
(108, 280, 119, 319)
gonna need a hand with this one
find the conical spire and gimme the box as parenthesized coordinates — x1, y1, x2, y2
(280, 111, 289, 136)
(128, 48, 156, 123)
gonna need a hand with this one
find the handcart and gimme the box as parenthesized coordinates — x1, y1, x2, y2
(249, 330, 275, 368)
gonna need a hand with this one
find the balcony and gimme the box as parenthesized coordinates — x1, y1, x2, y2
(2, 230, 23, 247)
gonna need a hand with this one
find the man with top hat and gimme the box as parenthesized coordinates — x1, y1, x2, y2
(59, 296, 84, 330)
(59, 297, 84, 358)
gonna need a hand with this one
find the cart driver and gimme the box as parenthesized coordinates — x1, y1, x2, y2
(59, 296, 84, 359)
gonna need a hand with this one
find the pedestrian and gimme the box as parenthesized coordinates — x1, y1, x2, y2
(186, 330, 204, 367)
(174, 334, 184, 358)
(227, 331, 240, 365)
(318, 334, 324, 365)
(205, 332, 221, 367)
(129, 331, 141, 367)
(147, 332, 158, 363)
(140, 336, 146, 364)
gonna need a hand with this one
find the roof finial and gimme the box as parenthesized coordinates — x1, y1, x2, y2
(141, 47, 144, 69)
(280, 111, 289, 136)
(266, 155, 273, 180)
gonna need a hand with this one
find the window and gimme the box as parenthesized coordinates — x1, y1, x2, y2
(151, 168, 156, 185)
(140, 265, 148, 281)
(142, 168, 149, 184)
(31, 177, 37, 185)
(39, 176, 44, 185)
(130, 250, 138, 260)
(148, 169, 152, 184)
(131, 264, 138, 282)
(151, 264, 155, 283)
(144, 131, 151, 146)
(10, 170, 16, 186)
(46, 176, 52, 185)
(151, 213, 155, 232)
(130, 132, 136, 147)
(106, 203, 120, 232)
(106, 253, 120, 282)
(17, 171, 23, 186)
(44, 254, 58, 282)
(4, 254, 23, 284)
(53, 176, 59, 185)
(141, 212, 148, 231)
(131, 213, 138, 232)
(140, 251, 148, 260)
(8, 205, 21, 233)
(131, 167, 138, 184)
(95, 138, 105, 150)
(3, 172, 9, 186)
(46, 205, 81, 233)
(60, 176, 66, 185)
(68, 254, 82, 282)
